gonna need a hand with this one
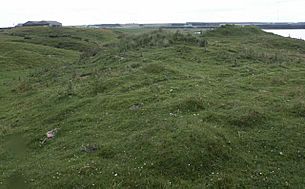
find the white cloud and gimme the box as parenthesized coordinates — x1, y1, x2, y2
(1, 0, 304, 27)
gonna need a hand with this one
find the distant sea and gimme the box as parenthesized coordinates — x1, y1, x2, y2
(264, 29, 305, 40)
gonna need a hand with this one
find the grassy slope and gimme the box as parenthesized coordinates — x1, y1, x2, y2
(0, 26, 305, 188)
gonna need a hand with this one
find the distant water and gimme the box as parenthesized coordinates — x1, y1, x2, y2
(264, 29, 305, 40)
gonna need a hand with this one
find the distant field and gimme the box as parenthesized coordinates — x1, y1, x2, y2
(0, 25, 305, 188)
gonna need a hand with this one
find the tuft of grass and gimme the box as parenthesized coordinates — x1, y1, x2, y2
(13, 80, 32, 93)
(142, 63, 166, 74)
(290, 101, 305, 117)
(175, 96, 207, 113)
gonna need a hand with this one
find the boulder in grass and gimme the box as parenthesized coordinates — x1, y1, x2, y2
(81, 144, 98, 153)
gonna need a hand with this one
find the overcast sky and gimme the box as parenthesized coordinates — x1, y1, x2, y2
(1, 0, 305, 27)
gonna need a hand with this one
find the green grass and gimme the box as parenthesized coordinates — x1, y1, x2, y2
(1, 25, 305, 188)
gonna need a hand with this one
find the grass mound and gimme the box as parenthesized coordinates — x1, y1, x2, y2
(206, 25, 264, 37)
(118, 29, 208, 51)
(175, 96, 207, 113)
(227, 107, 267, 128)
(152, 130, 233, 178)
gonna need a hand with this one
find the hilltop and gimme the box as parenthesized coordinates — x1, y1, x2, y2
(86, 22, 305, 29)
(0, 25, 305, 188)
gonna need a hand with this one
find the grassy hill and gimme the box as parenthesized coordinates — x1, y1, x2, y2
(1, 25, 305, 188)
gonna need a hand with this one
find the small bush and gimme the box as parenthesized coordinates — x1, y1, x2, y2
(142, 63, 166, 74)
(57, 80, 75, 99)
(66, 80, 74, 96)
(91, 79, 110, 95)
(198, 38, 208, 48)
(175, 45, 192, 54)
(13, 81, 32, 93)
(49, 34, 59, 38)
(130, 63, 141, 69)
(237, 48, 290, 64)
(290, 102, 305, 117)
(208, 173, 235, 189)
(80, 47, 100, 60)
(175, 97, 207, 112)
(23, 36, 32, 40)
(71, 36, 82, 40)
(98, 145, 116, 159)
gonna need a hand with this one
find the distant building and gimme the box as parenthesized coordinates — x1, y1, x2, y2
(17, 21, 62, 27)
(15, 23, 24, 27)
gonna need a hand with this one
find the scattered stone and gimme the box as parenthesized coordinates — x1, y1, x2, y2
(81, 144, 98, 153)
(79, 72, 93, 78)
(47, 129, 58, 139)
(129, 103, 144, 111)
(40, 128, 59, 144)
(169, 113, 177, 117)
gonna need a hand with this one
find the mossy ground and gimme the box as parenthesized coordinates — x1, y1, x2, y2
(1, 25, 305, 188)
